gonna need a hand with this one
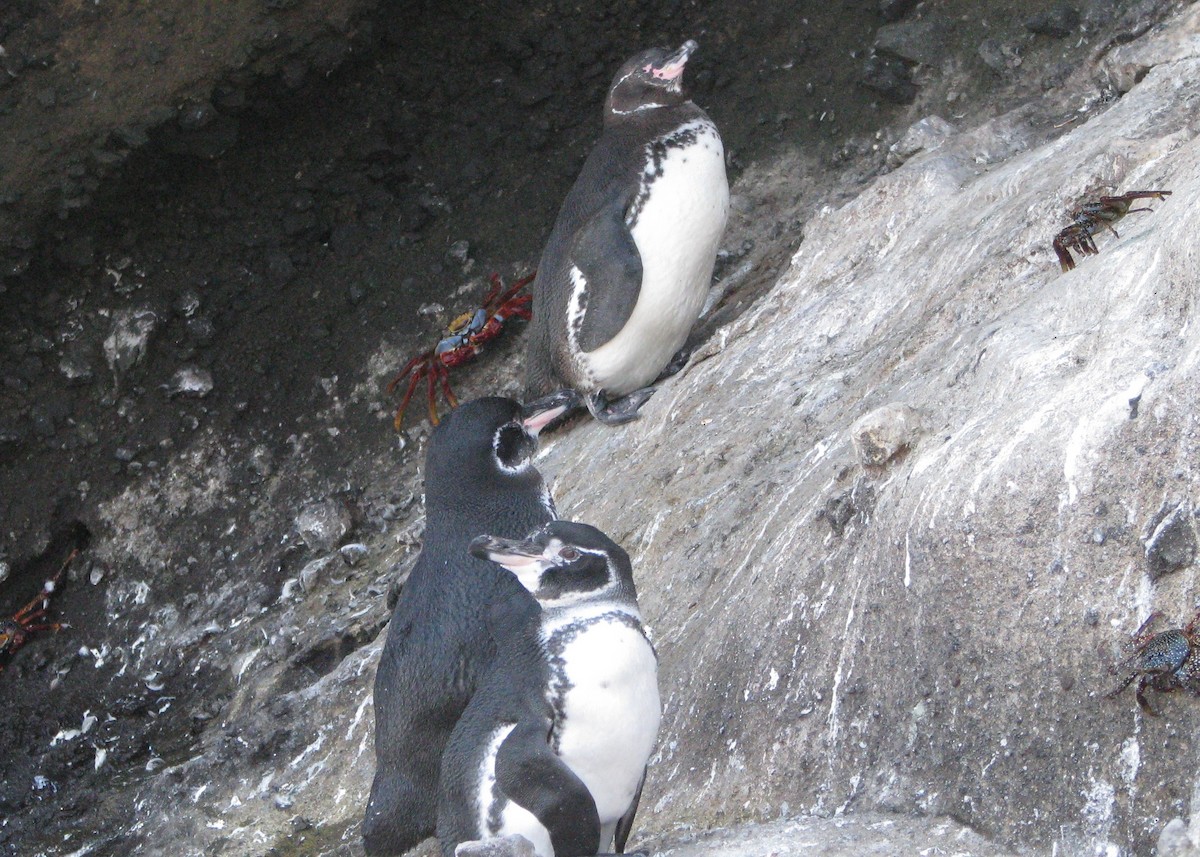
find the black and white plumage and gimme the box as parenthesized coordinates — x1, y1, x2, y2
(524, 40, 729, 425)
(438, 521, 660, 857)
(363, 395, 571, 856)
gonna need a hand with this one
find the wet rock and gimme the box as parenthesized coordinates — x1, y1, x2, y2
(294, 498, 352, 552)
(860, 52, 917, 104)
(102, 308, 158, 382)
(887, 115, 956, 166)
(1143, 501, 1197, 580)
(162, 366, 214, 398)
(851, 402, 922, 466)
(455, 835, 537, 857)
(1024, 4, 1081, 38)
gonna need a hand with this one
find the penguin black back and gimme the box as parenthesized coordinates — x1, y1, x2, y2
(363, 396, 568, 856)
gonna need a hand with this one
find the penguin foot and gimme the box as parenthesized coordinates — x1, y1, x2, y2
(587, 388, 656, 425)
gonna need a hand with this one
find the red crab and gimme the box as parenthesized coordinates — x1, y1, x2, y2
(1, 548, 77, 674)
(387, 272, 534, 429)
(1052, 190, 1171, 272)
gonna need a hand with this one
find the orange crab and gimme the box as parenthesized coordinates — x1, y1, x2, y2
(387, 272, 534, 429)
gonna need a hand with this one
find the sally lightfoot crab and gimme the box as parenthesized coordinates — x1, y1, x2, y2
(387, 272, 534, 429)
(0, 548, 78, 674)
(1105, 608, 1200, 716)
(1052, 190, 1171, 272)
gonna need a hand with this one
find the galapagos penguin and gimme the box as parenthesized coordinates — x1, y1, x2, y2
(438, 521, 661, 857)
(363, 395, 571, 856)
(524, 39, 729, 425)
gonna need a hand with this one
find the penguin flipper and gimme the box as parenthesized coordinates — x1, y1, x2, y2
(570, 200, 643, 354)
(613, 768, 647, 853)
(496, 720, 602, 857)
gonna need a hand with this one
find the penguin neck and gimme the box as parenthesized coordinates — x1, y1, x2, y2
(424, 466, 552, 542)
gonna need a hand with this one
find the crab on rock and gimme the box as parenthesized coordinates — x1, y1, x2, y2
(0, 549, 77, 674)
(1052, 190, 1171, 272)
(1106, 608, 1200, 716)
(387, 272, 534, 429)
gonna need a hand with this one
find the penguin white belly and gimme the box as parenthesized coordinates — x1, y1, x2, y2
(584, 120, 729, 395)
(551, 616, 661, 835)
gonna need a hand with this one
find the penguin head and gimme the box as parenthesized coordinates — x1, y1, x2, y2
(470, 520, 636, 609)
(605, 40, 698, 120)
(423, 396, 569, 502)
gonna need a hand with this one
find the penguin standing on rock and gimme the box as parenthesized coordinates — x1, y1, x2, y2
(363, 395, 572, 856)
(438, 521, 661, 857)
(524, 40, 729, 425)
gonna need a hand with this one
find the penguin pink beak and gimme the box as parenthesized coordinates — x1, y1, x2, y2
(647, 40, 697, 82)
(520, 390, 580, 436)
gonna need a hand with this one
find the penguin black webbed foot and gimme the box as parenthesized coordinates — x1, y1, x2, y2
(586, 388, 656, 425)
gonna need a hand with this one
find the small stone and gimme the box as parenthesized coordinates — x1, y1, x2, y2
(851, 403, 922, 466)
(294, 499, 353, 552)
(875, 18, 950, 67)
(186, 314, 216, 346)
(887, 115, 956, 166)
(163, 366, 214, 398)
(173, 290, 201, 318)
(978, 39, 1021, 74)
(103, 307, 158, 381)
(448, 239, 470, 264)
(339, 543, 369, 567)
(860, 53, 917, 104)
(58, 353, 95, 386)
(0, 560, 9, 584)
(455, 834, 537, 857)
(1143, 502, 1197, 580)
(298, 555, 339, 593)
(1156, 818, 1199, 857)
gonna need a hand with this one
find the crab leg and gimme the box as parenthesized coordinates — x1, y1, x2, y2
(393, 367, 428, 431)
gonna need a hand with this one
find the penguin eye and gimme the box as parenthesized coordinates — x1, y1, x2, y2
(559, 548, 580, 561)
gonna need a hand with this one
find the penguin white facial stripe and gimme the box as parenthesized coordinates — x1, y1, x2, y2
(492, 423, 535, 475)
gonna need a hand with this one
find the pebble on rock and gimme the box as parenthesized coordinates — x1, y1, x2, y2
(455, 835, 537, 857)
(851, 403, 923, 466)
(294, 498, 353, 553)
(1143, 502, 1197, 580)
(103, 307, 158, 382)
(163, 366, 214, 398)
